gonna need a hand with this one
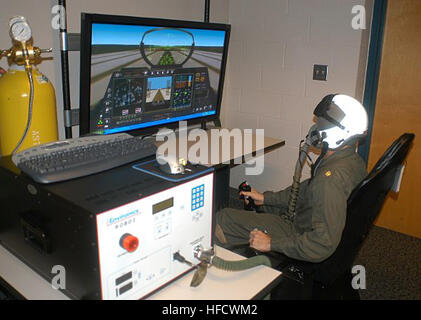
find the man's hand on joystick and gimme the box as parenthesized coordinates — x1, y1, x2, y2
(238, 181, 256, 211)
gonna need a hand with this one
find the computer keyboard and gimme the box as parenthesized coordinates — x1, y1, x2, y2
(12, 133, 157, 184)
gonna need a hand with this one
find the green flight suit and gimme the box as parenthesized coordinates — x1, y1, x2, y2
(216, 146, 367, 263)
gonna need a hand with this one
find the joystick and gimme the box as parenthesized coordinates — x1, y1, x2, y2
(238, 181, 256, 211)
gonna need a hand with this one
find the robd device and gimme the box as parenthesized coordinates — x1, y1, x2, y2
(0, 157, 214, 299)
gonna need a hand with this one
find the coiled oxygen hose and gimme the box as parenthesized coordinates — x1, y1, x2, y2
(285, 125, 321, 221)
(175, 249, 272, 272)
(211, 254, 272, 271)
(185, 248, 273, 291)
(285, 125, 329, 223)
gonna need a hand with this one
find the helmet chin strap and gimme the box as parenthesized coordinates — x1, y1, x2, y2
(311, 141, 329, 179)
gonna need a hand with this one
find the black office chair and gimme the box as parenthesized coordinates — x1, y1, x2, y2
(270, 133, 415, 300)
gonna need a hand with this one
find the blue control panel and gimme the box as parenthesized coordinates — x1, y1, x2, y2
(191, 184, 205, 211)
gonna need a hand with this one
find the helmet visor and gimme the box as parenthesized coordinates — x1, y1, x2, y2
(314, 95, 346, 130)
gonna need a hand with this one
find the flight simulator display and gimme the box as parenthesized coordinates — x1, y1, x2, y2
(80, 15, 230, 135)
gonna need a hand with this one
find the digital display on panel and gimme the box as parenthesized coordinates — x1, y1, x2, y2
(152, 197, 174, 215)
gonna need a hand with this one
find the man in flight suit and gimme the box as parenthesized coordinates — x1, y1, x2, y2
(215, 94, 369, 263)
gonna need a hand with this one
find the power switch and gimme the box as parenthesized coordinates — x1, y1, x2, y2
(119, 234, 139, 253)
(313, 64, 328, 81)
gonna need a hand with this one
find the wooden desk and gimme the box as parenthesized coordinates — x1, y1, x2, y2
(153, 127, 284, 211)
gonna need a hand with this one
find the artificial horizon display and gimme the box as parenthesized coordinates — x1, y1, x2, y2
(85, 19, 229, 135)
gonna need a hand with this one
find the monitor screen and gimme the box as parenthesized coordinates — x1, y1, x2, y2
(79, 13, 230, 136)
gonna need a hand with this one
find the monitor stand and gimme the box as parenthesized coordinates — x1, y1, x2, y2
(201, 119, 221, 131)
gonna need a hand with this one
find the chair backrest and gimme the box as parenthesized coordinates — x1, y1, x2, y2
(313, 133, 415, 285)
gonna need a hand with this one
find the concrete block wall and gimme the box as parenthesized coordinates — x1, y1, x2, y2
(1, 0, 373, 193)
(221, 0, 373, 192)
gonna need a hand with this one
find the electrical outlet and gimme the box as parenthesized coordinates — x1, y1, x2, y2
(313, 64, 328, 81)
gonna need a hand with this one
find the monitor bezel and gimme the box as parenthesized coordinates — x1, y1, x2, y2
(79, 13, 231, 136)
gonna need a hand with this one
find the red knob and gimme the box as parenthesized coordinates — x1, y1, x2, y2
(119, 234, 139, 253)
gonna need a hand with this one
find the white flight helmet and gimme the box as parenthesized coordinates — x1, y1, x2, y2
(313, 94, 368, 150)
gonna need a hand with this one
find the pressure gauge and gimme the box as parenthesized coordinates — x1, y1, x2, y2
(9, 16, 32, 42)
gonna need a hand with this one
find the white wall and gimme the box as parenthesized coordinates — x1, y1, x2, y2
(0, 0, 229, 139)
(222, 0, 373, 192)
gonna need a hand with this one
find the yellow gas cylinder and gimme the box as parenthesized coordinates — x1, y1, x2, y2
(0, 64, 58, 156)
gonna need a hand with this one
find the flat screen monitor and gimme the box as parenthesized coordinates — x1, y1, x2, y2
(79, 13, 230, 136)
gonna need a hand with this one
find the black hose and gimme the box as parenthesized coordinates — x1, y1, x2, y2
(12, 68, 34, 155)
